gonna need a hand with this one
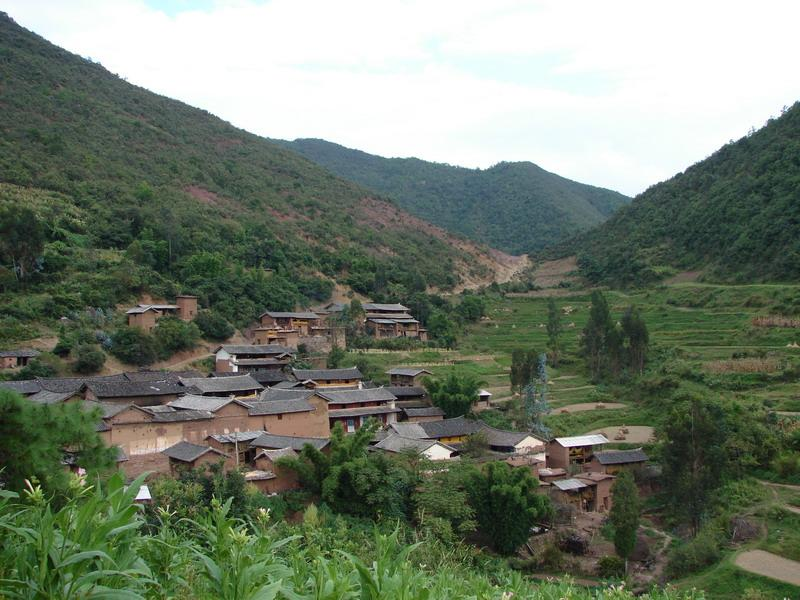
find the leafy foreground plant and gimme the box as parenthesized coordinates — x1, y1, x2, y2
(0, 472, 704, 599)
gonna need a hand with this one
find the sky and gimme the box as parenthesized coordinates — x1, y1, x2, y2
(4, 0, 800, 196)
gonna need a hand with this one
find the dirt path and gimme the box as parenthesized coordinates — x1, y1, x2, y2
(554, 402, 627, 413)
(734, 550, 800, 586)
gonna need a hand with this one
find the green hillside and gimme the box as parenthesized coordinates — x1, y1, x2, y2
(0, 12, 505, 334)
(573, 102, 800, 286)
(279, 138, 630, 255)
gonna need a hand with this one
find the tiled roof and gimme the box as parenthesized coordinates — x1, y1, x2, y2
(374, 434, 446, 454)
(87, 379, 187, 398)
(162, 441, 227, 463)
(247, 398, 315, 416)
(124, 370, 201, 382)
(168, 394, 243, 412)
(328, 406, 401, 418)
(251, 433, 330, 451)
(315, 387, 396, 405)
(233, 358, 288, 366)
(0, 348, 40, 358)
(260, 311, 320, 320)
(386, 367, 431, 377)
(594, 448, 649, 465)
(259, 388, 315, 402)
(180, 375, 262, 394)
(148, 408, 215, 422)
(270, 380, 304, 389)
(245, 470, 276, 481)
(208, 430, 267, 444)
(385, 386, 427, 398)
(216, 344, 294, 356)
(419, 416, 485, 439)
(1, 380, 42, 395)
(402, 406, 445, 418)
(292, 367, 363, 381)
(363, 303, 409, 312)
(554, 434, 609, 448)
(256, 447, 298, 461)
(481, 425, 544, 449)
(28, 390, 76, 404)
(389, 422, 428, 438)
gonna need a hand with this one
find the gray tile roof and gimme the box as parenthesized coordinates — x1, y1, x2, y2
(389, 422, 428, 438)
(0, 348, 40, 358)
(259, 388, 315, 402)
(481, 425, 544, 449)
(247, 398, 315, 416)
(374, 434, 441, 454)
(271, 379, 304, 389)
(245, 470, 276, 481)
(0, 380, 42, 395)
(260, 311, 320, 320)
(255, 447, 298, 461)
(148, 408, 215, 422)
(250, 371, 290, 385)
(594, 448, 649, 465)
(168, 394, 242, 412)
(363, 303, 409, 312)
(386, 367, 431, 377)
(162, 441, 227, 462)
(386, 386, 427, 398)
(208, 430, 267, 444)
(292, 367, 363, 381)
(124, 370, 202, 382)
(180, 375, 262, 394)
(329, 406, 401, 418)
(87, 379, 187, 398)
(216, 344, 294, 356)
(402, 406, 445, 418)
(251, 433, 330, 451)
(28, 390, 77, 404)
(420, 416, 485, 439)
(315, 387, 396, 405)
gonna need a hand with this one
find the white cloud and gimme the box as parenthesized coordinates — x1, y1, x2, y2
(4, 0, 800, 195)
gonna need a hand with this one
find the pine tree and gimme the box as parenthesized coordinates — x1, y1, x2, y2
(622, 306, 649, 374)
(609, 470, 640, 571)
(546, 298, 563, 367)
(582, 291, 612, 380)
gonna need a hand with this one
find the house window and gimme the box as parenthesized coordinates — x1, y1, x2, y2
(277, 414, 283, 420)
(346, 418, 356, 433)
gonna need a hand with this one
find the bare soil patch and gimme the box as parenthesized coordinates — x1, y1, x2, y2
(664, 270, 702, 285)
(588, 425, 655, 444)
(555, 402, 627, 413)
(532, 256, 579, 288)
(734, 550, 800, 586)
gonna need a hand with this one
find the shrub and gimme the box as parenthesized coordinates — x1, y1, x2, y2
(15, 355, 58, 379)
(71, 343, 106, 374)
(666, 530, 722, 577)
(110, 326, 157, 366)
(153, 317, 200, 359)
(194, 309, 234, 341)
(597, 555, 625, 579)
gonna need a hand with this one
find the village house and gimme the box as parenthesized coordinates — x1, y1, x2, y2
(505, 454, 545, 478)
(386, 367, 432, 387)
(85, 379, 190, 406)
(291, 367, 363, 389)
(162, 440, 231, 475)
(363, 303, 428, 341)
(386, 386, 428, 407)
(401, 406, 445, 423)
(546, 434, 610, 471)
(372, 434, 457, 460)
(250, 432, 331, 452)
(245, 388, 331, 438)
(537, 467, 568, 484)
(0, 348, 40, 369)
(390, 416, 484, 445)
(126, 295, 198, 331)
(316, 387, 400, 432)
(179, 374, 263, 399)
(585, 448, 649, 475)
(480, 425, 547, 457)
(251, 447, 300, 493)
(214, 344, 294, 374)
(206, 430, 267, 464)
(259, 311, 321, 335)
(549, 472, 615, 513)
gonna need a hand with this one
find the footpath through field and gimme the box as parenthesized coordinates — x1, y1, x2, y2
(733, 550, 800, 586)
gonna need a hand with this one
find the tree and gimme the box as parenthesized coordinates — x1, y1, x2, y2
(153, 317, 201, 359)
(0, 389, 115, 493)
(660, 394, 729, 534)
(110, 326, 157, 366)
(609, 470, 640, 570)
(457, 295, 486, 322)
(622, 306, 649, 374)
(546, 298, 563, 367)
(326, 345, 347, 369)
(424, 371, 482, 418)
(582, 291, 612, 380)
(0, 206, 44, 283)
(427, 309, 457, 348)
(466, 462, 551, 555)
(71, 343, 106, 374)
(414, 462, 478, 542)
(510, 348, 538, 393)
(194, 310, 234, 341)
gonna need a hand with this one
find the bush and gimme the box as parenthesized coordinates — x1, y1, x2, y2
(15, 355, 58, 379)
(597, 555, 625, 579)
(666, 530, 722, 577)
(110, 326, 157, 366)
(153, 317, 200, 359)
(71, 343, 106, 374)
(194, 309, 234, 341)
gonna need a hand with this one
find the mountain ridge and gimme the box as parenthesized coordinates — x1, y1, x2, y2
(277, 137, 630, 255)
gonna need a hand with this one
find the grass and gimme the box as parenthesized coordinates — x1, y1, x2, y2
(674, 555, 800, 600)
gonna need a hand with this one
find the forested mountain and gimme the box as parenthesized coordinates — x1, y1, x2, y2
(279, 138, 630, 255)
(571, 102, 800, 285)
(0, 13, 509, 331)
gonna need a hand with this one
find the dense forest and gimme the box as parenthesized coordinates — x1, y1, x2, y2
(570, 102, 800, 286)
(0, 13, 504, 335)
(279, 138, 630, 255)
